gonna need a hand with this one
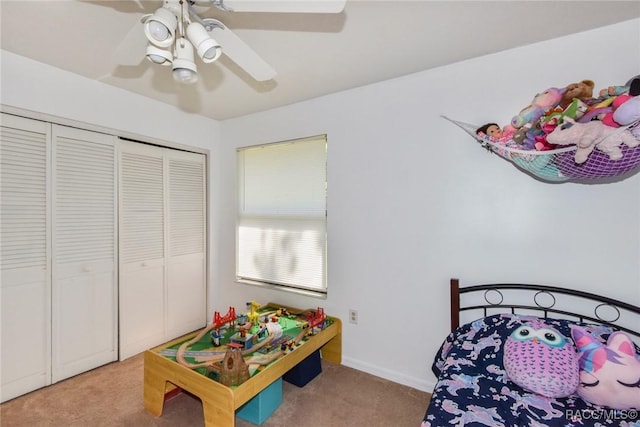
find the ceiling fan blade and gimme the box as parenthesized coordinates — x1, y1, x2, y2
(210, 22, 277, 81)
(113, 19, 147, 66)
(208, 0, 346, 13)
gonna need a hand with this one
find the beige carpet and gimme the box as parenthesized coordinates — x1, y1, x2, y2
(0, 354, 430, 427)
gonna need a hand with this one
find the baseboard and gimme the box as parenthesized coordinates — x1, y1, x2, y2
(340, 356, 435, 393)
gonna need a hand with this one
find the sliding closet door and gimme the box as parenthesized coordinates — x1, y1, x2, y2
(51, 125, 117, 382)
(0, 114, 51, 402)
(166, 150, 206, 338)
(119, 141, 206, 359)
(119, 141, 166, 359)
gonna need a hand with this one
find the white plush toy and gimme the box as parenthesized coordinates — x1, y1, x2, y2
(546, 118, 640, 164)
(613, 95, 640, 139)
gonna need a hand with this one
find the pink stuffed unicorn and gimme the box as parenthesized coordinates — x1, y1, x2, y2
(571, 326, 640, 410)
(511, 87, 566, 129)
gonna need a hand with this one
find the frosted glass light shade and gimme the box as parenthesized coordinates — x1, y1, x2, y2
(187, 22, 222, 64)
(173, 66, 198, 83)
(144, 7, 176, 48)
(145, 44, 173, 66)
(172, 38, 198, 84)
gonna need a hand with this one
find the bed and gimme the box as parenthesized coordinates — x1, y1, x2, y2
(421, 278, 640, 427)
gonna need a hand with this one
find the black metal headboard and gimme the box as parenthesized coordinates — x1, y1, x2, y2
(450, 278, 640, 339)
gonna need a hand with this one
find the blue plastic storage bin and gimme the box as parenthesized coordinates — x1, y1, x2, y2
(283, 350, 322, 387)
(236, 377, 283, 425)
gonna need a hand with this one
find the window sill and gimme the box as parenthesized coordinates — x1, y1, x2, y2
(236, 278, 327, 300)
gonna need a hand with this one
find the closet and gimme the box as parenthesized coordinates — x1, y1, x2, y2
(118, 140, 206, 359)
(51, 125, 118, 382)
(1, 114, 117, 401)
(1, 114, 52, 402)
(0, 113, 207, 402)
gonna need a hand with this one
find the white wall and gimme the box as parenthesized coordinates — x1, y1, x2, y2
(218, 19, 640, 392)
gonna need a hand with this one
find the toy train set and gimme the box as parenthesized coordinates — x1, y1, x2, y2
(158, 302, 330, 386)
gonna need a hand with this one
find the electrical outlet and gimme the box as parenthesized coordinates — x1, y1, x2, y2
(349, 309, 358, 324)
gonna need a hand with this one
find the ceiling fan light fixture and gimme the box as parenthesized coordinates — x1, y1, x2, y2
(172, 38, 198, 84)
(187, 22, 222, 64)
(144, 7, 177, 48)
(145, 44, 173, 66)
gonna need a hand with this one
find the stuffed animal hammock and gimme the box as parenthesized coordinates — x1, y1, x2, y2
(443, 115, 640, 183)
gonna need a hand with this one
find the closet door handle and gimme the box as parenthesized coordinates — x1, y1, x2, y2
(82, 266, 93, 273)
(141, 262, 148, 267)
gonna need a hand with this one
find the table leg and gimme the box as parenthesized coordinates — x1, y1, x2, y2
(320, 319, 342, 364)
(203, 399, 235, 427)
(143, 361, 168, 416)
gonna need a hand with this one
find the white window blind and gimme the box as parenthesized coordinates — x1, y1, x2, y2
(237, 135, 327, 293)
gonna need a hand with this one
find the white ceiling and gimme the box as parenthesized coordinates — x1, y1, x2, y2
(2, 1, 639, 120)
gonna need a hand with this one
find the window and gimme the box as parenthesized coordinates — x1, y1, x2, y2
(236, 135, 327, 295)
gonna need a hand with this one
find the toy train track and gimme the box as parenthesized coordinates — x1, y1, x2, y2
(256, 334, 294, 354)
(158, 348, 226, 358)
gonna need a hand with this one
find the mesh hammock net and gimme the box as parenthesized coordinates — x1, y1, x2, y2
(443, 116, 640, 182)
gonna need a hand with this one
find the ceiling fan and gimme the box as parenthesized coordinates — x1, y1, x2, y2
(119, 0, 346, 84)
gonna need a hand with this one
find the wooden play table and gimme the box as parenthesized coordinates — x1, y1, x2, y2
(143, 304, 342, 426)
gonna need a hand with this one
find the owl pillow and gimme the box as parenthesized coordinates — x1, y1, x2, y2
(572, 326, 640, 410)
(503, 321, 579, 398)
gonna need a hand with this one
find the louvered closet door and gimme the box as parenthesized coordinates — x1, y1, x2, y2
(0, 114, 51, 402)
(166, 149, 206, 338)
(51, 125, 117, 383)
(119, 141, 166, 359)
